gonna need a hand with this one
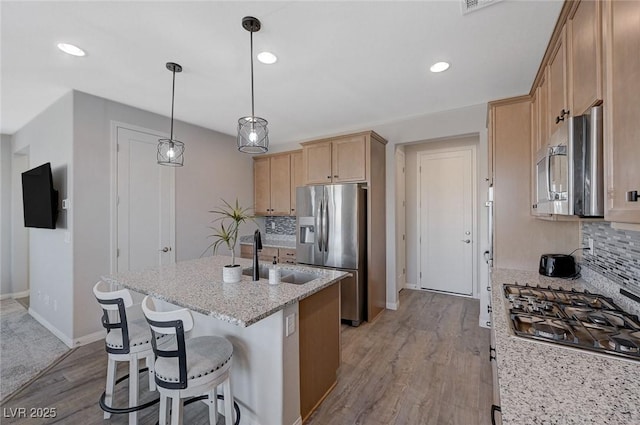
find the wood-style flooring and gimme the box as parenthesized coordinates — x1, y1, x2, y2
(0, 289, 492, 425)
(305, 289, 493, 425)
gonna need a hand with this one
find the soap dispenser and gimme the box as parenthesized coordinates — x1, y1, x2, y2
(269, 257, 280, 285)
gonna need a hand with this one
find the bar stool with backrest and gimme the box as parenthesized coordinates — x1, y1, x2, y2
(141, 295, 235, 425)
(93, 281, 163, 425)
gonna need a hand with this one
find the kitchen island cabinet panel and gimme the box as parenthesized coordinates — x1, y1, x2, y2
(299, 282, 340, 422)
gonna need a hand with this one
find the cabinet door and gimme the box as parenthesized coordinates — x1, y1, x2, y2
(332, 135, 367, 182)
(269, 154, 291, 216)
(254, 157, 271, 216)
(538, 72, 549, 147)
(569, 0, 603, 116)
(290, 151, 303, 216)
(530, 94, 541, 216)
(603, 0, 640, 223)
(303, 141, 332, 185)
(548, 26, 568, 136)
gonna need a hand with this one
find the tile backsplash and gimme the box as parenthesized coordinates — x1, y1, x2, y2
(265, 216, 296, 236)
(581, 222, 640, 292)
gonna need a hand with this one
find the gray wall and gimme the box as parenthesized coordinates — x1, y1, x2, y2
(12, 92, 74, 339)
(403, 135, 480, 287)
(0, 135, 11, 295)
(72, 91, 254, 340)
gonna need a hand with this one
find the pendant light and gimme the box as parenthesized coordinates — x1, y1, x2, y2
(158, 62, 185, 166)
(237, 16, 269, 154)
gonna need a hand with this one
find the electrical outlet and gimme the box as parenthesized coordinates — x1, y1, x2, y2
(588, 238, 595, 256)
(271, 221, 275, 230)
(37, 290, 42, 300)
(285, 313, 296, 336)
(44, 295, 50, 305)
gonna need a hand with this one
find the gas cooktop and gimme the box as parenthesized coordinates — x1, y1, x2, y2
(504, 283, 640, 361)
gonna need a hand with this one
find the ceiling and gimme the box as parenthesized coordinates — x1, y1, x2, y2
(1, 1, 563, 145)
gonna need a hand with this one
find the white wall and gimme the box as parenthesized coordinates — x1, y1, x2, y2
(403, 135, 480, 288)
(10, 152, 29, 298)
(0, 135, 12, 296)
(72, 91, 254, 341)
(371, 103, 490, 308)
(12, 92, 74, 340)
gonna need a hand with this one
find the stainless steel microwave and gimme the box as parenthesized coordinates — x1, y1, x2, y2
(535, 105, 603, 217)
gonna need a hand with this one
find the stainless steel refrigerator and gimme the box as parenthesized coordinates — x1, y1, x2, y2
(296, 184, 366, 326)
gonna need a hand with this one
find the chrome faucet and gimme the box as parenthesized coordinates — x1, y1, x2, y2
(253, 229, 262, 281)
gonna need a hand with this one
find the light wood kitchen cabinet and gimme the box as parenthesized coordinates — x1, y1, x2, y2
(602, 0, 640, 223)
(568, 0, 603, 116)
(548, 25, 568, 136)
(290, 151, 303, 215)
(536, 74, 549, 153)
(302, 134, 366, 184)
(254, 151, 302, 216)
(240, 245, 297, 264)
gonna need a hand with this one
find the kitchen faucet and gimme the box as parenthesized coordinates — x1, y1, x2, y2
(253, 229, 262, 281)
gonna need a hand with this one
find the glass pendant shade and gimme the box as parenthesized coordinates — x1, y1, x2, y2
(157, 139, 185, 166)
(238, 116, 269, 153)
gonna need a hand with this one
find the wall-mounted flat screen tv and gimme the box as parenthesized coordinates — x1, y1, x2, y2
(22, 162, 59, 229)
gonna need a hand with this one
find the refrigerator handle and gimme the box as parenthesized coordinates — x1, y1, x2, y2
(317, 199, 324, 252)
(323, 198, 329, 252)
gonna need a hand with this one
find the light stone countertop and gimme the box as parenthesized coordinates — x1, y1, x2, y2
(102, 255, 348, 327)
(239, 234, 296, 249)
(491, 268, 640, 425)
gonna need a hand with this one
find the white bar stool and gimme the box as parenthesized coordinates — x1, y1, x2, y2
(93, 281, 163, 425)
(141, 295, 235, 425)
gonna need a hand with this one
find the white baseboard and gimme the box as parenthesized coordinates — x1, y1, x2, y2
(405, 283, 419, 290)
(292, 417, 303, 425)
(74, 329, 106, 347)
(0, 290, 30, 300)
(28, 307, 74, 348)
(386, 301, 398, 310)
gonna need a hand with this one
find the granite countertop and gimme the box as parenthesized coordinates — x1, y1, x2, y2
(102, 255, 347, 327)
(491, 268, 640, 425)
(239, 234, 296, 249)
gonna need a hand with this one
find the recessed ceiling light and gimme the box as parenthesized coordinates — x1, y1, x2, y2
(430, 62, 450, 73)
(57, 43, 86, 57)
(257, 51, 277, 64)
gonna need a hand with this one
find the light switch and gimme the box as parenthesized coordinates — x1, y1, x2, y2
(285, 313, 296, 336)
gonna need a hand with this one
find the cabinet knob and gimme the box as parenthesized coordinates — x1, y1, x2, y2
(327, 176, 331, 179)
(334, 175, 338, 178)
(627, 191, 639, 202)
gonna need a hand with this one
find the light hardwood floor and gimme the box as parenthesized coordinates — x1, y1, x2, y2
(0, 289, 492, 425)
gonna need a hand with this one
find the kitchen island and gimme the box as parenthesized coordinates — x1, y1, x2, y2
(490, 268, 640, 424)
(102, 255, 348, 425)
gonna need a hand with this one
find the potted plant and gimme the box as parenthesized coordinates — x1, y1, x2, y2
(204, 199, 255, 283)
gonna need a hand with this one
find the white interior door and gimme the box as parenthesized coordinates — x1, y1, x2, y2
(395, 149, 406, 294)
(418, 148, 473, 295)
(116, 126, 175, 274)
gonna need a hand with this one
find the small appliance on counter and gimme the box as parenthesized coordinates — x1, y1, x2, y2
(539, 254, 577, 278)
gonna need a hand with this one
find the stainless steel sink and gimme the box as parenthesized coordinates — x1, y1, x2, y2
(242, 265, 319, 285)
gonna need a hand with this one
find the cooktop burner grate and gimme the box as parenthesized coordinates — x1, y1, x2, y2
(504, 283, 640, 361)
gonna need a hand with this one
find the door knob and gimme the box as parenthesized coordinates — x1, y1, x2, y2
(160, 247, 171, 252)
(461, 239, 471, 244)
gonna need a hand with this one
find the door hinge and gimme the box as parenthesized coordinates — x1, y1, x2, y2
(419, 166, 422, 172)
(116, 248, 120, 257)
(116, 196, 120, 206)
(402, 200, 405, 207)
(403, 268, 406, 275)
(402, 234, 405, 241)
(116, 144, 120, 152)
(420, 272, 422, 279)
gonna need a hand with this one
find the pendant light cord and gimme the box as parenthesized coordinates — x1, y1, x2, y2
(170, 67, 176, 141)
(250, 29, 255, 130)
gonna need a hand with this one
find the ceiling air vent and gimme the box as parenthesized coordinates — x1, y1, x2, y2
(461, 0, 504, 15)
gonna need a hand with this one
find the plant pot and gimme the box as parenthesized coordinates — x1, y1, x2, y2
(223, 264, 242, 283)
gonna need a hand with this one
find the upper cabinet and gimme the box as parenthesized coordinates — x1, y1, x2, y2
(253, 150, 302, 216)
(602, 0, 640, 223)
(302, 134, 367, 184)
(548, 26, 568, 136)
(568, 0, 603, 116)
